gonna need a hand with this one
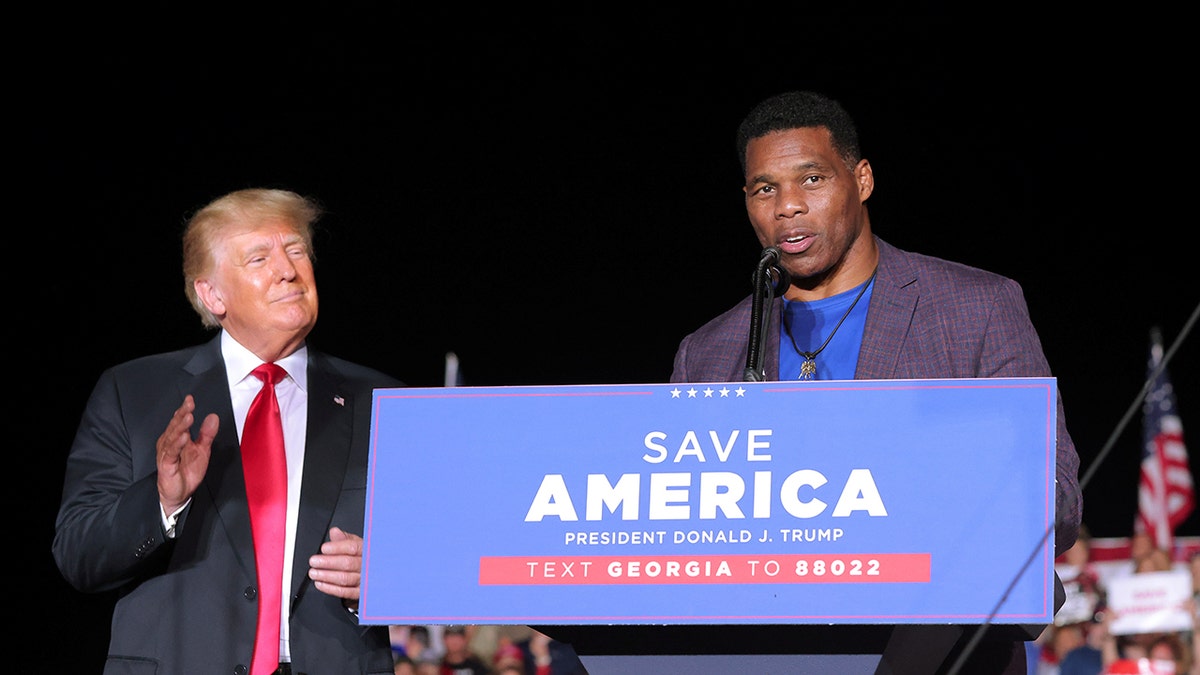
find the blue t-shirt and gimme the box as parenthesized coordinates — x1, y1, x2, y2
(778, 277, 874, 381)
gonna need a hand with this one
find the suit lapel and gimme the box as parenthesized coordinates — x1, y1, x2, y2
(856, 238, 918, 380)
(179, 336, 257, 576)
(290, 352, 354, 595)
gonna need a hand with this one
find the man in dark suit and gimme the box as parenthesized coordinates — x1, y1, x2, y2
(671, 91, 1083, 675)
(53, 188, 398, 674)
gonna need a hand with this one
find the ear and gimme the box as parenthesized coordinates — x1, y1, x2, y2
(855, 159, 874, 202)
(194, 278, 226, 317)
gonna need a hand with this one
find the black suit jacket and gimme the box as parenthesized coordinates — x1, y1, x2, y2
(53, 334, 399, 675)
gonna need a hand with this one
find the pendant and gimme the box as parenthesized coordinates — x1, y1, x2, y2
(799, 358, 817, 380)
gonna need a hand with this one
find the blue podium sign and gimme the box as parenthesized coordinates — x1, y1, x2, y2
(360, 378, 1057, 627)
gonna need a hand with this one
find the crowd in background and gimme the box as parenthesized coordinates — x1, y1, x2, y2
(383, 527, 1200, 675)
(388, 624, 587, 675)
(1034, 527, 1200, 675)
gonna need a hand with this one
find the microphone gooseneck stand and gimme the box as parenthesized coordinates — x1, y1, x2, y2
(743, 247, 790, 382)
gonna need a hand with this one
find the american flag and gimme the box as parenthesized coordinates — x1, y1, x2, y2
(1136, 326, 1194, 551)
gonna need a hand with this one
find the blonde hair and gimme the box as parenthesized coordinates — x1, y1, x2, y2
(181, 188, 321, 328)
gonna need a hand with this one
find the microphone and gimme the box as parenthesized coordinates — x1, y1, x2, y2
(750, 247, 791, 297)
(759, 246, 791, 297)
(743, 246, 790, 382)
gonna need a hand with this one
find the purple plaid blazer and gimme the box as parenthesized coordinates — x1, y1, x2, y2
(671, 236, 1082, 557)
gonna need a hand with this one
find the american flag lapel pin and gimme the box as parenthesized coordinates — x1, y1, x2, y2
(333, 395, 345, 407)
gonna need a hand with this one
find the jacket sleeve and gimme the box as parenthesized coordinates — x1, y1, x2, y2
(979, 277, 1082, 557)
(52, 368, 177, 592)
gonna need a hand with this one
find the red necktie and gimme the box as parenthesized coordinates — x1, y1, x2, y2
(243, 362, 288, 675)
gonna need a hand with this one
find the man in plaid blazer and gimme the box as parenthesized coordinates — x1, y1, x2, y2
(670, 90, 1082, 675)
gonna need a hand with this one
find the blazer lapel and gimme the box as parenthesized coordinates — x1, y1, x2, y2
(290, 353, 355, 596)
(179, 336, 257, 576)
(856, 238, 919, 380)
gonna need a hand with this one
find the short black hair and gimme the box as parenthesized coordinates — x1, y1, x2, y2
(735, 91, 861, 175)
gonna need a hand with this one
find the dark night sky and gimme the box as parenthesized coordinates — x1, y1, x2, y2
(20, 11, 1197, 671)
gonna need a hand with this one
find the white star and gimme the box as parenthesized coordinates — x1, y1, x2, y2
(670, 388, 682, 398)
(735, 387, 747, 397)
(687, 388, 699, 398)
(703, 387, 715, 397)
(719, 387, 730, 397)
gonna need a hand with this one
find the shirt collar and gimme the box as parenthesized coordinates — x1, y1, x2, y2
(220, 330, 308, 393)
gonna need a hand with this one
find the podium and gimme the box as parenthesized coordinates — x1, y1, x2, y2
(538, 624, 1009, 674)
(358, 379, 1061, 674)
(538, 579, 1063, 674)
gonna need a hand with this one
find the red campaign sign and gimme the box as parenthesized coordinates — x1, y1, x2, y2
(479, 554, 931, 585)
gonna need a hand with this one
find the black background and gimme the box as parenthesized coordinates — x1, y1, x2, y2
(21, 11, 1197, 671)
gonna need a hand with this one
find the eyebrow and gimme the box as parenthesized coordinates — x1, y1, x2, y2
(748, 161, 829, 185)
